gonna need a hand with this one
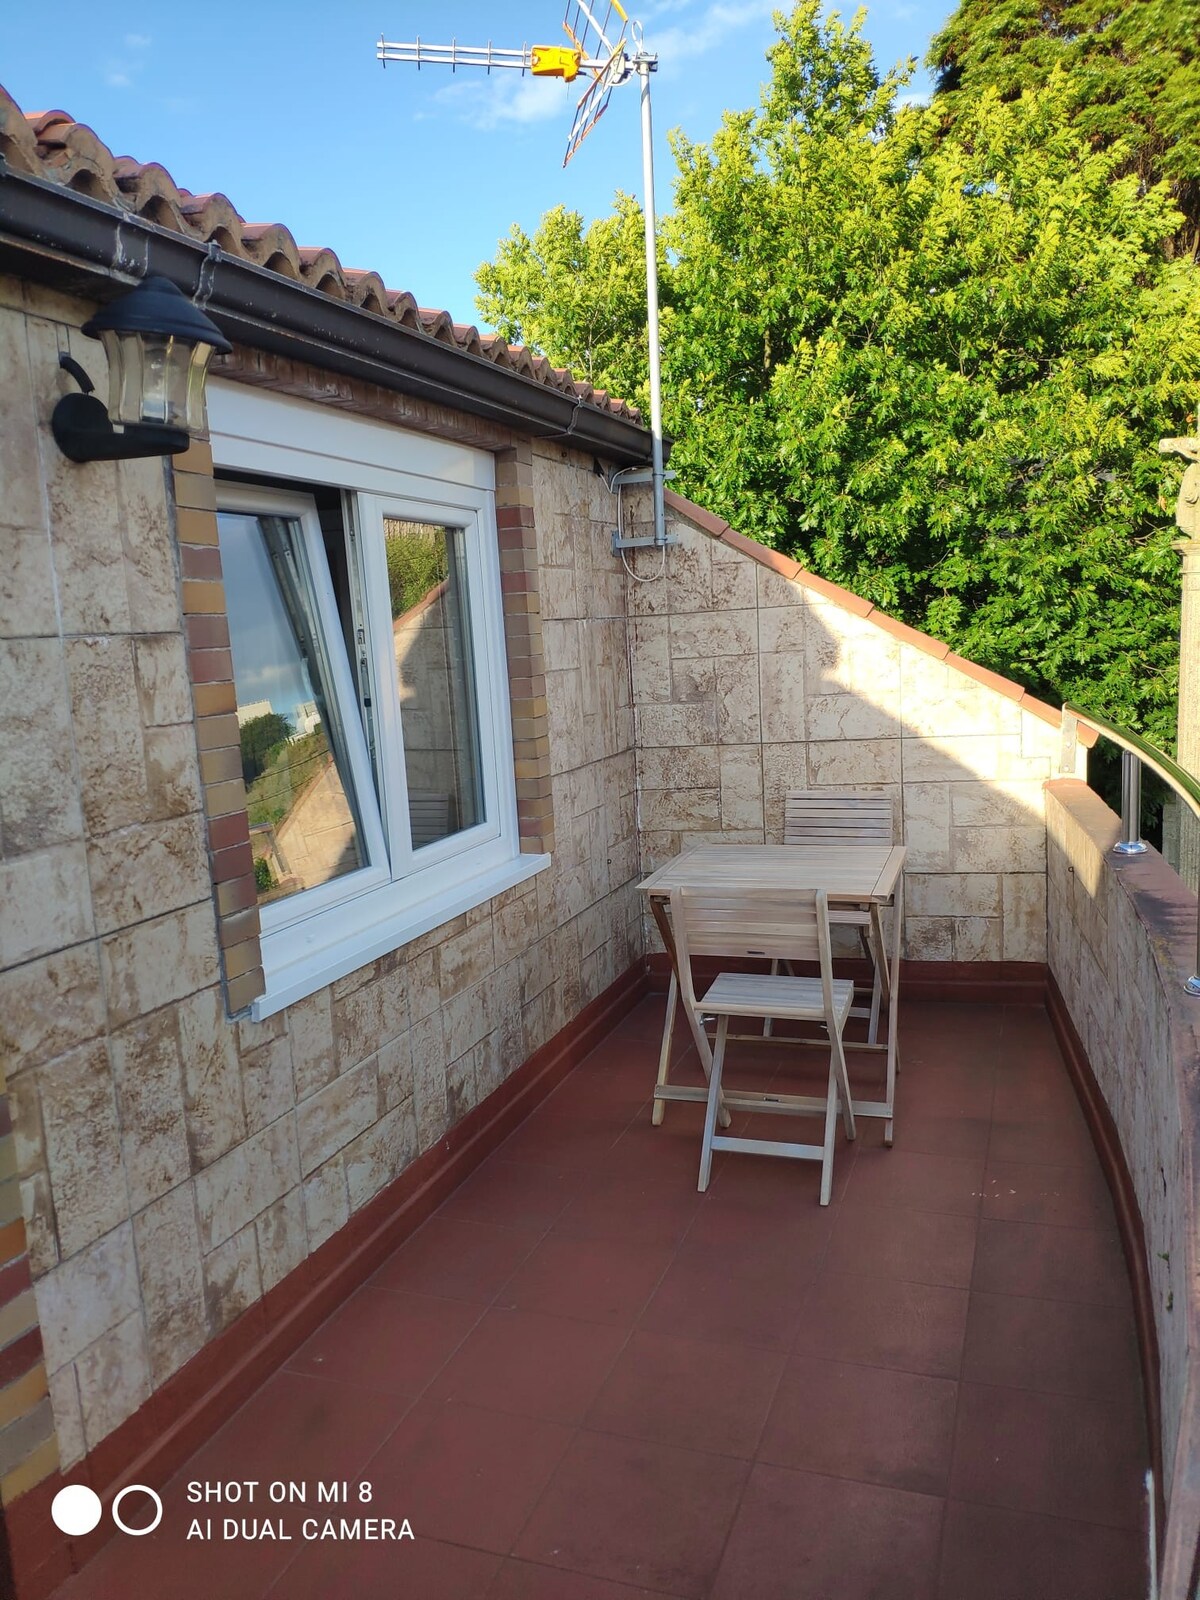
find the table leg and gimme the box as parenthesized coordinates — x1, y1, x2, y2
(883, 876, 903, 1145)
(652, 968, 677, 1127)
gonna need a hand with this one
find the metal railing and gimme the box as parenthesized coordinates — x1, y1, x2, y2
(1061, 703, 1200, 995)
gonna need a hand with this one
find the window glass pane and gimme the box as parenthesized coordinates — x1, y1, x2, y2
(218, 509, 365, 904)
(386, 519, 484, 848)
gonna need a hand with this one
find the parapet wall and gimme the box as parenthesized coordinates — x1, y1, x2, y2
(635, 497, 1086, 962)
(1046, 779, 1200, 1599)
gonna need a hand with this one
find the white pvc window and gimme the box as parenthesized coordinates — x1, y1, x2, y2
(209, 383, 547, 1015)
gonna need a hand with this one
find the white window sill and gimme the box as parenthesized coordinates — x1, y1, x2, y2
(250, 850, 551, 1019)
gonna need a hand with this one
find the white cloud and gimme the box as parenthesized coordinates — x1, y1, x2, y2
(425, 72, 571, 131)
(647, 0, 777, 63)
(103, 34, 150, 90)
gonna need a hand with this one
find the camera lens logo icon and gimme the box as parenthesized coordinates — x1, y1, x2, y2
(52, 1484, 163, 1537)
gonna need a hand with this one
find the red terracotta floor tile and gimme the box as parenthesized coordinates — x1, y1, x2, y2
(982, 1158, 1116, 1231)
(584, 1328, 785, 1458)
(971, 1217, 1130, 1305)
(870, 1109, 992, 1160)
(499, 1107, 637, 1170)
(51, 1504, 289, 1600)
(606, 1114, 713, 1183)
(267, 1532, 500, 1600)
(825, 1202, 977, 1289)
(986, 1111, 1097, 1169)
(552, 1163, 704, 1249)
(513, 1429, 749, 1598)
(544, 1067, 651, 1118)
(487, 1560, 682, 1598)
(684, 1188, 834, 1271)
(47, 995, 1151, 1600)
(962, 1289, 1139, 1399)
(370, 1216, 543, 1304)
(437, 1157, 579, 1231)
(670, 1227, 828, 1301)
(55, 1370, 415, 1600)
(792, 1270, 969, 1379)
(936, 1498, 1146, 1600)
(639, 1250, 811, 1352)
(992, 1063, 1087, 1123)
(843, 1147, 984, 1217)
(428, 1307, 627, 1425)
(705, 1139, 856, 1208)
(710, 1462, 943, 1600)
(896, 1062, 996, 1122)
(285, 1286, 481, 1397)
(367, 1398, 573, 1555)
(760, 1355, 958, 1497)
(498, 1235, 674, 1327)
(607, 998, 692, 1043)
(189, 1367, 407, 1490)
(949, 1380, 1147, 1529)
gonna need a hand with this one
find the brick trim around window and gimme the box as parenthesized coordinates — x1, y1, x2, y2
(171, 440, 267, 1018)
(171, 363, 555, 1017)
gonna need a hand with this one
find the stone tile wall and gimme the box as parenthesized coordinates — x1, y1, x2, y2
(1045, 781, 1196, 1551)
(0, 281, 641, 1471)
(631, 498, 1085, 961)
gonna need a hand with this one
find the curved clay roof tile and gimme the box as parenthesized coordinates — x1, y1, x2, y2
(1, 85, 640, 426)
(341, 269, 391, 316)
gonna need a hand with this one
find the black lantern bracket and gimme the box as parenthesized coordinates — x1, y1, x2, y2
(51, 354, 190, 463)
(50, 274, 232, 464)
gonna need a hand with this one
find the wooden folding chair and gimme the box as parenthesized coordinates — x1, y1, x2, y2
(671, 885, 857, 1205)
(776, 790, 897, 1044)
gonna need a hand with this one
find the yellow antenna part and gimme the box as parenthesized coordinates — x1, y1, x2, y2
(531, 44, 582, 80)
(611, 0, 628, 20)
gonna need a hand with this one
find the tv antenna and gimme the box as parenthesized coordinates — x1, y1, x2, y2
(378, 2, 672, 553)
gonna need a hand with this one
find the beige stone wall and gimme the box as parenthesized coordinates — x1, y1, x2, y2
(0, 281, 640, 1468)
(1045, 784, 1193, 1510)
(631, 503, 1081, 960)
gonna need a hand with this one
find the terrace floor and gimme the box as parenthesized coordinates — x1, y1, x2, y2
(54, 994, 1149, 1600)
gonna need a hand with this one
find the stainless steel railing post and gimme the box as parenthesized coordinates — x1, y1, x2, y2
(1064, 704, 1200, 994)
(1114, 749, 1149, 856)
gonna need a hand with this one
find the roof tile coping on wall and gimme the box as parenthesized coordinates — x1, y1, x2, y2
(664, 489, 1096, 745)
(0, 86, 639, 426)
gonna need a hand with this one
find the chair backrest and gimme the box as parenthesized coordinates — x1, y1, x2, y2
(408, 789, 453, 849)
(783, 789, 894, 846)
(671, 885, 836, 1015)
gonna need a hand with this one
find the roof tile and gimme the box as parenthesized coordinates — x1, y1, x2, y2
(0, 81, 641, 425)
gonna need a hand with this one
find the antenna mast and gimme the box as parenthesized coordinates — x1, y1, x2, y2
(377, 2, 671, 550)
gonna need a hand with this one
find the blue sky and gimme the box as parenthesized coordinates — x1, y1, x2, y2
(0, 0, 953, 329)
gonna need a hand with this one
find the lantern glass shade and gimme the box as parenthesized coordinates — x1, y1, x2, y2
(97, 328, 221, 440)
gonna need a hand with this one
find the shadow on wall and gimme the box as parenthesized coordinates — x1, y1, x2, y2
(627, 505, 1076, 968)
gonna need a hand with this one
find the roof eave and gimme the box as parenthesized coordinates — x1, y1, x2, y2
(0, 160, 655, 466)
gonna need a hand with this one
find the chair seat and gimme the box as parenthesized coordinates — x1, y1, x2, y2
(701, 971, 855, 1026)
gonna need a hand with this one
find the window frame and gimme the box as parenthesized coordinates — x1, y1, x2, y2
(215, 480, 392, 929)
(207, 381, 548, 1018)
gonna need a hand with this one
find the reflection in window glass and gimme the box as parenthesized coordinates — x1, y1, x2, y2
(218, 509, 364, 904)
(386, 519, 483, 848)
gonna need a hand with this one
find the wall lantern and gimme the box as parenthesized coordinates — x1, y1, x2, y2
(52, 275, 232, 463)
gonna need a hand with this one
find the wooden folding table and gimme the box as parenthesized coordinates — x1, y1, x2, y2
(638, 842, 906, 1141)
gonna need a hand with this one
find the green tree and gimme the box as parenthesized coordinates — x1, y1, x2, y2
(928, 0, 1200, 253)
(475, 192, 668, 416)
(476, 2, 1200, 745)
(384, 520, 449, 618)
(239, 710, 293, 786)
